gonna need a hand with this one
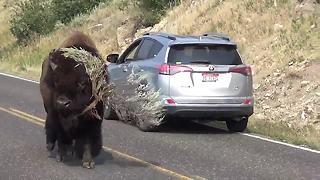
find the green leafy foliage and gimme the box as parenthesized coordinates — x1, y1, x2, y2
(135, 0, 180, 26)
(51, 0, 106, 24)
(10, 0, 56, 44)
(10, 0, 107, 44)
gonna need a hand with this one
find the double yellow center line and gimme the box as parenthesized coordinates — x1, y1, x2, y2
(0, 106, 200, 180)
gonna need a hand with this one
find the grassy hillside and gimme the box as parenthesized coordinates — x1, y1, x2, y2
(0, 0, 319, 149)
(152, 0, 320, 149)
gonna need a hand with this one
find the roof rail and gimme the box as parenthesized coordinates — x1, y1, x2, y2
(143, 32, 176, 40)
(202, 32, 231, 41)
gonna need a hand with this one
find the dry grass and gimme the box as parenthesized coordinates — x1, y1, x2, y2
(249, 117, 320, 150)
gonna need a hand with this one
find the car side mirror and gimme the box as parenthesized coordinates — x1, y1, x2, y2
(106, 54, 119, 63)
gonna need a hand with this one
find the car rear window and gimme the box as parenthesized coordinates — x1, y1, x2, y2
(168, 44, 242, 65)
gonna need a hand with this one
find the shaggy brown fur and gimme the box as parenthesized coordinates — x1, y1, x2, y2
(40, 31, 104, 169)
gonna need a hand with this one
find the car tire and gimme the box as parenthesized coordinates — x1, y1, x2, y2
(103, 101, 118, 120)
(226, 117, 248, 132)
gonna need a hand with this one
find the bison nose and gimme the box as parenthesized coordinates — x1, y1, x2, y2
(57, 97, 71, 108)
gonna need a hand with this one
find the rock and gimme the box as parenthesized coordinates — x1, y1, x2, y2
(274, 23, 284, 31)
(253, 84, 261, 90)
(300, 81, 310, 87)
(273, 72, 281, 77)
(304, 106, 314, 114)
(300, 111, 307, 120)
(262, 105, 271, 110)
(264, 93, 271, 97)
(311, 24, 316, 29)
(255, 113, 266, 120)
(288, 61, 294, 66)
(89, 24, 103, 32)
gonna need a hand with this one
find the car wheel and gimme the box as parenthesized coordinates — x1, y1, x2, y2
(226, 117, 248, 132)
(103, 101, 118, 120)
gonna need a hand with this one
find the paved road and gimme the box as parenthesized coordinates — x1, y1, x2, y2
(0, 73, 319, 180)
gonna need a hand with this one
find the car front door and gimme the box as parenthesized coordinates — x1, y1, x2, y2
(107, 39, 142, 97)
(125, 38, 164, 97)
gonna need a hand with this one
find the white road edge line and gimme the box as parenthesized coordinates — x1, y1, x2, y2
(241, 133, 320, 154)
(1, 72, 319, 154)
(0, 72, 39, 84)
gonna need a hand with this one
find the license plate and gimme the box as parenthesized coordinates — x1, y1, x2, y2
(202, 73, 219, 82)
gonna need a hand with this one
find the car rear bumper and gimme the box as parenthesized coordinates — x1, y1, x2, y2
(164, 104, 253, 119)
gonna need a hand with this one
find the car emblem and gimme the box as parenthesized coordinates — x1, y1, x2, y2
(208, 65, 215, 71)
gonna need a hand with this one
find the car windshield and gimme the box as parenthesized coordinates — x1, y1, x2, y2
(168, 44, 242, 65)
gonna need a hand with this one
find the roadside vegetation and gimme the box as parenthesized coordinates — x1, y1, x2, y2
(0, 0, 319, 149)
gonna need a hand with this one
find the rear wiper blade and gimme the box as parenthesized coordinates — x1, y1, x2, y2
(190, 60, 210, 64)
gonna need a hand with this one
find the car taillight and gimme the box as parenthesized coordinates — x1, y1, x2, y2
(229, 66, 252, 76)
(158, 64, 193, 75)
(165, 98, 176, 105)
(243, 99, 252, 105)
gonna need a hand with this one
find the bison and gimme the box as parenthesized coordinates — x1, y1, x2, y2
(40, 31, 104, 169)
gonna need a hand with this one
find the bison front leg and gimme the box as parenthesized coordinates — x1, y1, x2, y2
(75, 129, 102, 169)
(45, 111, 58, 151)
(56, 133, 73, 162)
(82, 144, 95, 169)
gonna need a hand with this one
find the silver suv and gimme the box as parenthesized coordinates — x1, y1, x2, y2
(105, 32, 253, 132)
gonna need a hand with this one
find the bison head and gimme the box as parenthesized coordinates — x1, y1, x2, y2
(48, 49, 92, 115)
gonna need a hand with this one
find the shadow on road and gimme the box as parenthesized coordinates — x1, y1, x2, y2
(157, 120, 231, 134)
(48, 148, 149, 168)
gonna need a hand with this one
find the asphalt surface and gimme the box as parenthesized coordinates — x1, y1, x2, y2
(0, 74, 319, 180)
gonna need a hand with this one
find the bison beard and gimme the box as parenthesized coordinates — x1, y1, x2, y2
(40, 31, 104, 169)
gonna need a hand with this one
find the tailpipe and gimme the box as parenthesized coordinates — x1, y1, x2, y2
(234, 116, 248, 122)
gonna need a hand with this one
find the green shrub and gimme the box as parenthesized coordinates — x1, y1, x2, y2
(10, 0, 107, 44)
(51, 0, 106, 24)
(135, 0, 180, 26)
(10, 0, 56, 44)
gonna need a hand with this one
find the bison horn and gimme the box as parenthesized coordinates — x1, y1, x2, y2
(50, 61, 58, 71)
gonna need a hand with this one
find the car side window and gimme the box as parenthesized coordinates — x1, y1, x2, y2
(117, 39, 142, 63)
(135, 39, 163, 60)
(126, 45, 139, 60)
(149, 40, 163, 58)
(136, 39, 154, 60)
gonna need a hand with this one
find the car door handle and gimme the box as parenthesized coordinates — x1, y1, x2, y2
(120, 64, 128, 72)
(123, 66, 128, 72)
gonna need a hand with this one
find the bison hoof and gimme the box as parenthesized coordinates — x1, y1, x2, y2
(82, 160, 95, 169)
(56, 154, 63, 162)
(47, 142, 55, 151)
